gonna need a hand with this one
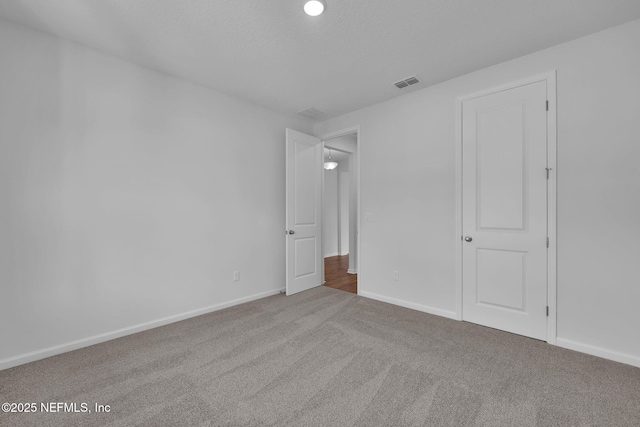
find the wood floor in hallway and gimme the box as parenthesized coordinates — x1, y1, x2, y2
(323, 255, 357, 294)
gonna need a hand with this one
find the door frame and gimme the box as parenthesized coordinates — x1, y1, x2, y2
(454, 72, 557, 344)
(319, 126, 361, 295)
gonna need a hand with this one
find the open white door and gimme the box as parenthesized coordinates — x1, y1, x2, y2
(286, 129, 323, 295)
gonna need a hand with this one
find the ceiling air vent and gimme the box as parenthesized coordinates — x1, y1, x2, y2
(297, 106, 326, 119)
(394, 75, 420, 89)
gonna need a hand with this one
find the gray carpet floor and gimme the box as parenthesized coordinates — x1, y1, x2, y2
(1, 286, 639, 426)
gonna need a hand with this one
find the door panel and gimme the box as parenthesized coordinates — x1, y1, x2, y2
(294, 142, 317, 225)
(286, 129, 323, 295)
(476, 249, 526, 311)
(462, 81, 548, 340)
(294, 237, 317, 278)
(477, 103, 526, 230)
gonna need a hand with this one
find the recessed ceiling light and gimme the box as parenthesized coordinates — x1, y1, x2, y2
(304, 0, 325, 16)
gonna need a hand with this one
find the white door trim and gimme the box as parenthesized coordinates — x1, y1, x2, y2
(319, 126, 361, 295)
(455, 72, 557, 344)
(321, 139, 326, 284)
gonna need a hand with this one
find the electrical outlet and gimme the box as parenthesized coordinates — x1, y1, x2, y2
(233, 271, 240, 282)
(364, 212, 373, 222)
(393, 270, 400, 281)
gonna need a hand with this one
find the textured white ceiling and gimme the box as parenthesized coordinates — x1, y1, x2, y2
(1, 1, 640, 120)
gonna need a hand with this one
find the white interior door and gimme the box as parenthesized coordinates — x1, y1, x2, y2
(286, 129, 323, 295)
(462, 81, 548, 340)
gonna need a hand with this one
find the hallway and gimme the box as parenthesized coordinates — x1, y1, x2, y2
(323, 255, 357, 294)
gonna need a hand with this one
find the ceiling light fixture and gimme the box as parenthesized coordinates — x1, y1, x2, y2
(324, 149, 338, 170)
(324, 161, 338, 170)
(304, 0, 325, 16)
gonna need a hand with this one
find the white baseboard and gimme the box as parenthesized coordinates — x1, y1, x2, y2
(347, 269, 357, 274)
(357, 294, 640, 368)
(324, 252, 340, 258)
(359, 291, 458, 320)
(555, 337, 640, 368)
(0, 288, 284, 371)
(339, 252, 349, 256)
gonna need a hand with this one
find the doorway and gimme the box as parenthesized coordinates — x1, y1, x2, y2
(456, 72, 557, 342)
(323, 132, 358, 294)
(284, 127, 360, 297)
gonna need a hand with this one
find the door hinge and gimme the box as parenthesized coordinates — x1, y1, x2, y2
(546, 100, 549, 111)
(546, 237, 549, 248)
(545, 167, 552, 179)
(546, 306, 549, 317)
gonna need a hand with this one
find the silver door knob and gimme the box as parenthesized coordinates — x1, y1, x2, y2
(288, 230, 295, 235)
(464, 236, 472, 242)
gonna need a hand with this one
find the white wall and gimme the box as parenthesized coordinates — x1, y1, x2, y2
(322, 161, 352, 258)
(0, 19, 311, 368)
(322, 162, 351, 258)
(322, 168, 339, 257)
(314, 19, 640, 367)
(339, 164, 350, 255)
